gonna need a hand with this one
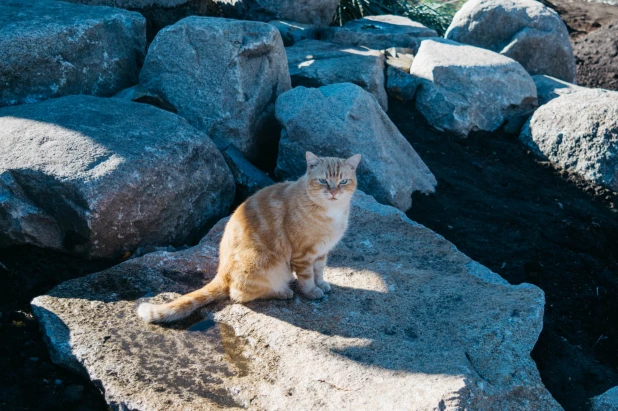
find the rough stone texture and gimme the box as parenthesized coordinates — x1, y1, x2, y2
(286, 40, 388, 111)
(385, 47, 415, 72)
(218, 0, 340, 26)
(275, 83, 436, 211)
(591, 386, 618, 411)
(268, 20, 317, 46)
(31, 191, 561, 410)
(532, 75, 587, 106)
(323, 15, 438, 50)
(445, 0, 576, 83)
(386, 66, 418, 102)
(139, 16, 291, 163)
(221, 144, 275, 200)
(411, 39, 538, 136)
(573, 20, 618, 91)
(113, 84, 178, 113)
(0, 0, 146, 108)
(520, 89, 618, 192)
(0, 95, 234, 259)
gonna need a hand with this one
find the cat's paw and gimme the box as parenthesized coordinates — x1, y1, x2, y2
(316, 281, 331, 293)
(277, 288, 294, 300)
(302, 286, 325, 300)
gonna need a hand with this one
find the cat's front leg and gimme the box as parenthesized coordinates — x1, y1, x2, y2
(292, 258, 324, 300)
(314, 254, 331, 293)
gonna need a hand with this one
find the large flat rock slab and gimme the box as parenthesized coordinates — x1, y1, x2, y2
(0, 95, 234, 258)
(32, 191, 561, 410)
(0, 0, 146, 107)
(139, 16, 291, 163)
(286, 40, 387, 110)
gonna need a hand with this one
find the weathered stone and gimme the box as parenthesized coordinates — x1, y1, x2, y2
(286, 40, 388, 111)
(0, 95, 234, 259)
(221, 144, 275, 201)
(32, 191, 561, 410)
(323, 15, 438, 50)
(139, 16, 291, 163)
(520, 89, 618, 192)
(268, 20, 317, 46)
(113, 85, 177, 113)
(220, 0, 340, 26)
(275, 83, 436, 211)
(411, 39, 538, 136)
(0, 0, 146, 107)
(386, 66, 418, 102)
(385, 47, 415, 72)
(445, 0, 576, 82)
(591, 386, 618, 411)
(62, 0, 217, 40)
(573, 20, 618, 91)
(533, 75, 587, 106)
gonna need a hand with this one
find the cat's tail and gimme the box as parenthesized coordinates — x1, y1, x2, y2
(137, 277, 228, 323)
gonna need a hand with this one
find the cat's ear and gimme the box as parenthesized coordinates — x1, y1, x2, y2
(306, 151, 321, 169)
(345, 154, 361, 171)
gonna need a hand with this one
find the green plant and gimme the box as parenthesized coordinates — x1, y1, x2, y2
(332, 0, 461, 36)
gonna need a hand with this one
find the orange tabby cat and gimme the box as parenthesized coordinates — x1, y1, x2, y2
(138, 152, 361, 323)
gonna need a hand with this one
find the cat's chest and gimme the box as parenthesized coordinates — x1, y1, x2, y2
(316, 207, 349, 254)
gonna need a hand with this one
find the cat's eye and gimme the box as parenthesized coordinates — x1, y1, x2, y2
(318, 179, 328, 185)
(340, 179, 349, 185)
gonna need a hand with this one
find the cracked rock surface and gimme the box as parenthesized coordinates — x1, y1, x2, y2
(0, 95, 234, 258)
(32, 191, 560, 410)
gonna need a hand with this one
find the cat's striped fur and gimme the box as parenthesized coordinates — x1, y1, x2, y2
(137, 152, 361, 323)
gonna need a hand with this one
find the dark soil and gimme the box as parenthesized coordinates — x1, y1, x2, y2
(390, 101, 618, 411)
(543, 0, 618, 36)
(543, 0, 618, 90)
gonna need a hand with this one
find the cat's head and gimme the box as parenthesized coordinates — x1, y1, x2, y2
(304, 151, 361, 205)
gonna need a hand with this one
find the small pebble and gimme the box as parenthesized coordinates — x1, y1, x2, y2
(54, 379, 63, 385)
(29, 357, 39, 362)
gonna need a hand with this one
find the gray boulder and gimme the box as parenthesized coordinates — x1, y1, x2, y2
(0, 0, 146, 108)
(445, 0, 576, 83)
(533, 75, 587, 106)
(384, 48, 418, 101)
(591, 386, 618, 411)
(221, 144, 275, 201)
(32, 191, 561, 410)
(386, 66, 418, 102)
(323, 15, 438, 50)
(268, 20, 317, 46)
(520, 89, 618, 192)
(64, 0, 338, 33)
(113, 84, 177, 113)
(286, 40, 388, 111)
(411, 39, 538, 136)
(0, 95, 234, 259)
(275, 83, 436, 211)
(139, 16, 291, 163)
(221, 0, 340, 26)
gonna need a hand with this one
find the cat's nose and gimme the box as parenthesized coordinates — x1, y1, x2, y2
(329, 188, 338, 195)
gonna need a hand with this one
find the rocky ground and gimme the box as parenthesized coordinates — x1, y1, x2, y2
(1, 99, 617, 410)
(1, 0, 618, 409)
